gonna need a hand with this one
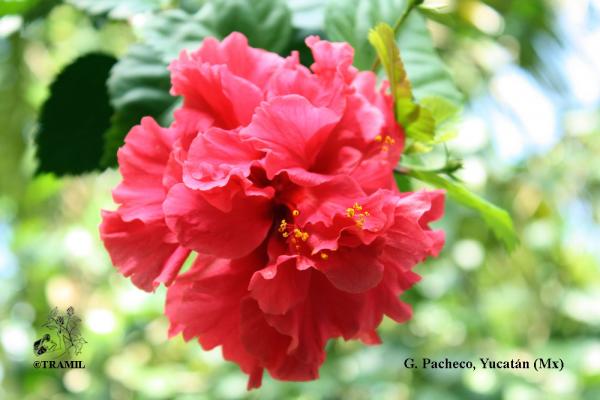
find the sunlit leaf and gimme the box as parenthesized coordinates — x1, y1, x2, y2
(407, 170, 519, 250)
(0, 0, 40, 16)
(325, 0, 462, 103)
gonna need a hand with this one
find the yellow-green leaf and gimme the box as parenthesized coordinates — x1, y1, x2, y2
(408, 170, 519, 251)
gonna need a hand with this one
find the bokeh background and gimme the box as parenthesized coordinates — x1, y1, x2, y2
(1, 0, 599, 399)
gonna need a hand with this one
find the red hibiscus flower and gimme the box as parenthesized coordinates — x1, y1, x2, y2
(100, 32, 445, 389)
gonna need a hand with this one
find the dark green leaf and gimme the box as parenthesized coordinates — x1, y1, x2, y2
(140, 9, 216, 63)
(196, 0, 293, 54)
(103, 0, 294, 165)
(407, 170, 518, 250)
(101, 44, 175, 167)
(36, 53, 117, 175)
(325, 0, 462, 104)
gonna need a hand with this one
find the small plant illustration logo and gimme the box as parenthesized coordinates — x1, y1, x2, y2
(33, 306, 86, 359)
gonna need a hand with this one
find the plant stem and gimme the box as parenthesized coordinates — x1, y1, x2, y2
(371, 0, 423, 71)
(395, 159, 462, 176)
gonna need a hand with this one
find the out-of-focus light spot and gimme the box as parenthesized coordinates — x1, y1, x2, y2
(565, 56, 600, 105)
(418, 262, 458, 298)
(544, 370, 578, 395)
(1, 323, 31, 361)
(116, 287, 152, 313)
(86, 308, 116, 334)
(130, 13, 150, 30)
(563, 201, 600, 261)
(583, 343, 600, 373)
(288, 0, 325, 30)
(422, 0, 455, 10)
(0, 16, 23, 37)
(457, 157, 487, 188)
(471, 41, 513, 72)
(504, 384, 541, 400)
(453, 239, 484, 270)
(145, 318, 168, 345)
(0, 223, 17, 279)
(198, 346, 226, 367)
(340, 357, 360, 381)
(513, 185, 542, 219)
(490, 109, 526, 161)
(524, 220, 557, 249)
(490, 68, 559, 162)
(215, 374, 247, 399)
(466, 2, 504, 36)
(561, 289, 600, 325)
(452, 116, 489, 153)
(46, 276, 78, 309)
(123, 342, 152, 365)
(410, 303, 464, 343)
(144, 376, 169, 397)
(63, 369, 91, 393)
(540, 279, 563, 308)
(11, 302, 35, 323)
(465, 369, 497, 394)
(565, 110, 599, 136)
(64, 227, 93, 258)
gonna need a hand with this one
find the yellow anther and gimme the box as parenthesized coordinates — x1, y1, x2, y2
(356, 220, 364, 228)
(294, 229, 303, 238)
(292, 209, 300, 216)
(353, 203, 362, 211)
(320, 252, 329, 260)
(301, 232, 309, 242)
(384, 136, 395, 145)
(346, 208, 355, 217)
(278, 219, 287, 232)
(374, 135, 383, 142)
(282, 232, 289, 238)
(364, 211, 370, 216)
(381, 145, 389, 152)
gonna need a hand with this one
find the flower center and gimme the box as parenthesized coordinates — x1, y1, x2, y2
(374, 134, 396, 152)
(278, 209, 310, 252)
(275, 208, 333, 261)
(346, 202, 369, 228)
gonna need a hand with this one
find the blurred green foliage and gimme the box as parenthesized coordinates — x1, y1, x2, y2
(1, 0, 599, 399)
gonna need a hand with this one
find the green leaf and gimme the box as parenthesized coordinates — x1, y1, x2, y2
(368, 23, 412, 102)
(36, 53, 117, 175)
(196, 0, 293, 54)
(325, 0, 462, 103)
(407, 170, 519, 251)
(405, 106, 435, 142)
(368, 22, 436, 144)
(139, 9, 216, 63)
(102, 43, 175, 167)
(420, 95, 461, 143)
(103, 1, 294, 166)
(66, 0, 168, 19)
(0, 0, 40, 16)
